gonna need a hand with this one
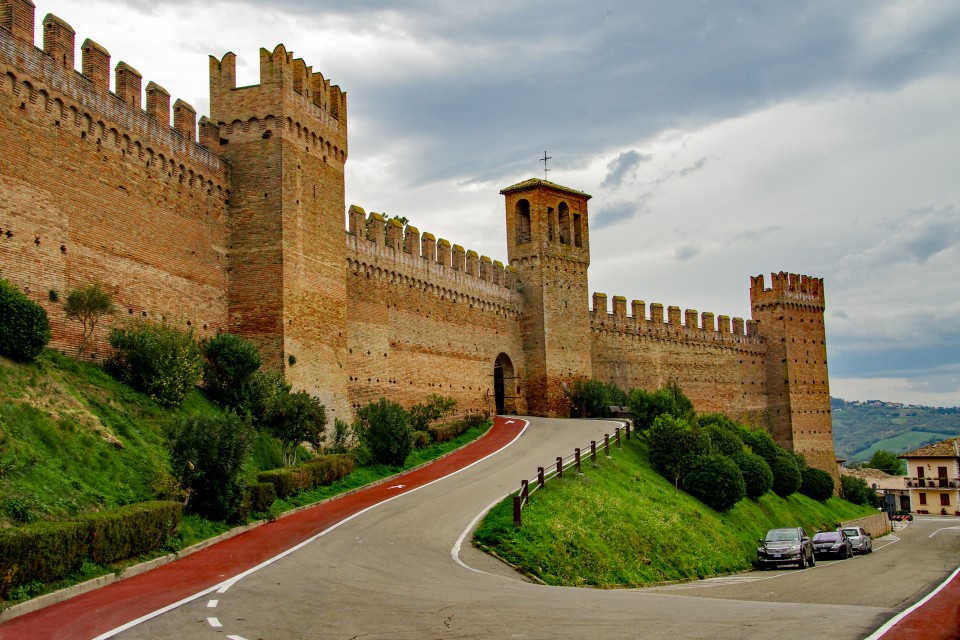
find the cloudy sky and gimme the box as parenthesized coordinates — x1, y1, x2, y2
(34, 0, 960, 407)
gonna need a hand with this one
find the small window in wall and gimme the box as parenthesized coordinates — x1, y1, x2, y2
(917, 466, 925, 479)
(547, 207, 555, 242)
(919, 492, 927, 505)
(941, 493, 950, 506)
(558, 202, 569, 245)
(516, 199, 531, 244)
(573, 213, 582, 247)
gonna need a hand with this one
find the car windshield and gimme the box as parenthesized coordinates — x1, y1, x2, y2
(842, 529, 859, 537)
(765, 529, 799, 542)
(813, 532, 840, 542)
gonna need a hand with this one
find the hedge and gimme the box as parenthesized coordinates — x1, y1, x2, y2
(247, 482, 277, 513)
(428, 414, 486, 443)
(257, 454, 355, 500)
(0, 277, 50, 361)
(0, 501, 182, 594)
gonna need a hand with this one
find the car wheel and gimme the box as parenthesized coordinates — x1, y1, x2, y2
(798, 555, 806, 570)
(808, 553, 815, 567)
(868, 546, 873, 554)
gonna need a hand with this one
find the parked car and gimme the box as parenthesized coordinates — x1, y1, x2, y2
(839, 526, 873, 554)
(812, 530, 853, 559)
(757, 527, 815, 569)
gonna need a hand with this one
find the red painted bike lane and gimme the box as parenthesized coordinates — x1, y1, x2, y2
(871, 566, 960, 640)
(0, 417, 527, 640)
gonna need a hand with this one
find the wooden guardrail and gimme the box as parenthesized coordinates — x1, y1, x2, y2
(513, 421, 631, 526)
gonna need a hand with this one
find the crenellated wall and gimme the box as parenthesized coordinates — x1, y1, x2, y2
(589, 293, 770, 423)
(344, 207, 526, 416)
(0, 4, 230, 358)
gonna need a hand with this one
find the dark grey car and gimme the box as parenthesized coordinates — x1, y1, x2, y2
(812, 530, 853, 559)
(840, 526, 873, 554)
(757, 527, 815, 569)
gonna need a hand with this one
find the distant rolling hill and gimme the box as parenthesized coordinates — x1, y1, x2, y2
(831, 397, 960, 462)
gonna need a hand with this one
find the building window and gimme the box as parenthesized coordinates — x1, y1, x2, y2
(558, 202, 569, 245)
(573, 213, 582, 247)
(547, 207, 555, 242)
(938, 466, 948, 487)
(941, 493, 950, 507)
(516, 199, 531, 244)
(919, 492, 927, 505)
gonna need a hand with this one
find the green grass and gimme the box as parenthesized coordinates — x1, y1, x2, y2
(474, 438, 875, 587)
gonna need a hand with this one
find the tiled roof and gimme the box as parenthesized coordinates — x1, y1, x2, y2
(499, 178, 592, 199)
(840, 467, 907, 490)
(898, 437, 960, 459)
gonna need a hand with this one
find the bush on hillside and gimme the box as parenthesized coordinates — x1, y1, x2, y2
(683, 454, 746, 512)
(698, 414, 745, 457)
(627, 381, 694, 430)
(63, 282, 114, 354)
(731, 450, 774, 499)
(645, 414, 710, 488)
(566, 378, 628, 418)
(770, 449, 802, 497)
(0, 277, 50, 361)
(799, 467, 835, 502)
(262, 390, 327, 466)
(408, 394, 457, 431)
(167, 413, 252, 520)
(201, 331, 263, 413)
(108, 318, 203, 406)
(840, 475, 879, 506)
(740, 426, 778, 466)
(355, 398, 413, 467)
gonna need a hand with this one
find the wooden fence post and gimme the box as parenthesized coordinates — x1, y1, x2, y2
(556, 456, 563, 479)
(513, 495, 522, 526)
(626, 422, 631, 440)
(615, 427, 621, 448)
(604, 434, 610, 457)
(591, 441, 597, 466)
(575, 448, 581, 473)
(537, 466, 545, 489)
(521, 479, 529, 502)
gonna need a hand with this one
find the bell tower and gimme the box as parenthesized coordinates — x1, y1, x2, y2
(501, 179, 592, 416)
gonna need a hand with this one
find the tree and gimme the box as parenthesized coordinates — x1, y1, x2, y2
(645, 414, 710, 489)
(770, 449, 802, 497)
(0, 277, 50, 361)
(63, 282, 114, 354)
(167, 413, 252, 521)
(628, 381, 695, 430)
(263, 390, 327, 466)
(201, 332, 263, 412)
(355, 398, 413, 467)
(408, 394, 457, 431)
(107, 318, 203, 406)
(732, 450, 774, 499)
(698, 414, 745, 457)
(799, 467, 835, 501)
(683, 454, 746, 511)
(841, 475, 879, 506)
(862, 449, 905, 475)
(740, 426, 778, 467)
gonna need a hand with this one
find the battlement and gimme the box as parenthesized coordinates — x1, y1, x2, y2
(346, 204, 518, 292)
(209, 45, 346, 167)
(590, 292, 760, 345)
(0, 2, 228, 189)
(750, 271, 825, 308)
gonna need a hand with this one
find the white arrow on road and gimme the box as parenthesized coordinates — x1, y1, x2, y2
(388, 484, 406, 490)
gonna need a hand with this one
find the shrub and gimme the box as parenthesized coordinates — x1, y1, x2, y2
(627, 381, 694, 430)
(566, 379, 627, 418)
(245, 370, 290, 424)
(409, 394, 457, 431)
(247, 482, 277, 513)
(770, 449, 802, 497)
(262, 390, 327, 466)
(740, 426, 778, 466)
(0, 277, 50, 361)
(298, 454, 354, 486)
(840, 475, 879, 506)
(85, 501, 182, 564)
(413, 430, 431, 448)
(698, 414, 745, 457)
(799, 467, 835, 502)
(327, 418, 354, 454)
(683, 454, 746, 512)
(108, 319, 203, 406)
(427, 418, 476, 443)
(356, 398, 413, 467)
(201, 332, 263, 412)
(167, 413, 253, 520)
(645, 414, 709, 488)
(63, 282, 114, 354)
(731, 450, 774, 499)
(256, 468, 306, 499)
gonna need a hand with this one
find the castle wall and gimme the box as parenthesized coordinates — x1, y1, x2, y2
(0, 15, 230, 357)
(345, 217, 526, 417)
(590, 297, 770, 423)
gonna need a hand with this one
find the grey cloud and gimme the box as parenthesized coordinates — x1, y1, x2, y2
(731, 225, 782, 244)
(832, 309, 849, 319)
(594, 200, 647, 229)
(601, 150, 651, 189)
(675, 244, 702, 261)
(843, 205, 960, 269)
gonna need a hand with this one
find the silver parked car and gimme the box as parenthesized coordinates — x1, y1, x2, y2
(839, 526, 873, 554)
(757, 527, 815, 569)
(812, 530, 853, 559)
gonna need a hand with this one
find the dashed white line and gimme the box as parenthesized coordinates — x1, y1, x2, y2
(207, 617, 222, 628)
(206, 600, 218, 608)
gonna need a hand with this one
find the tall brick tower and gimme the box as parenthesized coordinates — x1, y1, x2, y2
(501, 179, 592, 416)
(210, 45, 351, 419)
(751, 272, 837, 479)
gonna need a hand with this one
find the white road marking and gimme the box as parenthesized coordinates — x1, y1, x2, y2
(388, 484, 406, 490)
(206, 600, 218, 608)
(928, 526, 960, 538)
(207, 617, 222, 628)
(94, 417, 530, 639)
(863, 565, 960, 640)
(226, 636, 248, 640)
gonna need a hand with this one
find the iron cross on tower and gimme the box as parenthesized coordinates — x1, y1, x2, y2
(540, 151, 551, 179)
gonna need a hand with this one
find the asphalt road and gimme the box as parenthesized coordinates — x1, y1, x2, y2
(102, 417, 960, 639)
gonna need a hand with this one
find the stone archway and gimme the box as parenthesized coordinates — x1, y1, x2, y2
(493, 353, 516, 415)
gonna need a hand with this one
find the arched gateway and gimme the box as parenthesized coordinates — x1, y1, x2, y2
(493, 353, 516, 415)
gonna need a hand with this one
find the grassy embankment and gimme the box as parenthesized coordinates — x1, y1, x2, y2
(0, 350, 490, 604)
(474, 435, 875, 587)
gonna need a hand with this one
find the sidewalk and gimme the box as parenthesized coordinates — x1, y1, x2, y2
(0, 417, 526, 640)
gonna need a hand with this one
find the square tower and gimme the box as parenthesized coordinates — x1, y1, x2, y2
(501, 179, 592, 416)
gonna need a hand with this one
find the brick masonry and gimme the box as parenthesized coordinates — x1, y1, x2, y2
(0, 1, 837, 477)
